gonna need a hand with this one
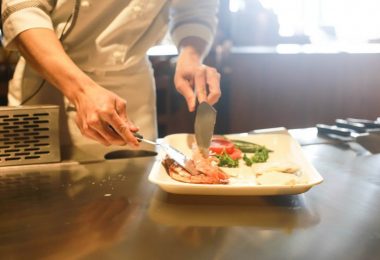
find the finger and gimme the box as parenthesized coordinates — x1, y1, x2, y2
(85, 127, 113, 146)
(174, 76, 196, 112)
(194, 66, 207, 104)
(115, 99, 127, 121)
(86, 114, 126, 146)
(115, 99, 139, 132)
(75, 115, 111, 146)
(126, 120, 139, 133)
(105, 111, 139, 146)
(206, 68, 221, 105)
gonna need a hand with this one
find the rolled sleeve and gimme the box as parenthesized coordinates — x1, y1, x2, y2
(2, 1, 54, 49)
(170, 0, 219, 50)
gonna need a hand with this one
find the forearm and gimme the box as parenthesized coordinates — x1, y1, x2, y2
(178, 36, 210, 65)
(15, 28, 94, 102)
(13, 28, 139, 146)
(170, 0, 218, 61)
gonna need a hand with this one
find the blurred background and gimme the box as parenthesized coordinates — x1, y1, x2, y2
(1, 0, 380, 137)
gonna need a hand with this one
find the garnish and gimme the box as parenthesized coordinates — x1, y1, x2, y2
(231, 139, 273, 153)
(246, 146, 270, 164)
(210, 137, 271, 167)
(215, 152, 239, 168)
(243, 153, 253, 166)
(229, 139, 271, 165)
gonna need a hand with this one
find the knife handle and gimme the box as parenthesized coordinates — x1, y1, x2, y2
(133, 132, 144, 142)
(316, 124, 352, 137)
(335, 119, 367, 133)
(346, 118, 380, 129)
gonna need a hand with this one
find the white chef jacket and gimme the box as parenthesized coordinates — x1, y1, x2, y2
(1, 0, 218, 146)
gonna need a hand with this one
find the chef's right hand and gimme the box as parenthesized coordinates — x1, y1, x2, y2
(12, 28, 138, 147)
(71, 83, 139, 146)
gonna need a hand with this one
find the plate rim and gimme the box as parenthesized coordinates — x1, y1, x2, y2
(148, 132, 323, 195)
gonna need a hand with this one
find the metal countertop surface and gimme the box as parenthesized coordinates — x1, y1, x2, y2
(1, 128, 380, 260)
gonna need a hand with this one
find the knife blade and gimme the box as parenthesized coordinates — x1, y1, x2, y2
(194, 102, 217, 157)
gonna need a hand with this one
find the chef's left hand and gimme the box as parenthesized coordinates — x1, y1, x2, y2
(174, 48, 221, 112)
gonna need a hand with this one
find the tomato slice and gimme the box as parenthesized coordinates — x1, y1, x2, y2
(209, 138, 235, 154)
(229, 148, 242, 160)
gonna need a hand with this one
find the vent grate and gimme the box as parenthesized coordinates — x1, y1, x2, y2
(0, 106, 61, 166)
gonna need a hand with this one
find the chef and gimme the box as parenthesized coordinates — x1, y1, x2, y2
(1, 0, 221, 147)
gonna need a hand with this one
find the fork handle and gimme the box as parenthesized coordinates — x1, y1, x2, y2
(133, 133, 158, 145)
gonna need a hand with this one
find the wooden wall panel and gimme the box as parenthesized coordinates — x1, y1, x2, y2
(227, 53, 380, 133)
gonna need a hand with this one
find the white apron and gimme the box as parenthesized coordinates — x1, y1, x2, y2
(8, 0, 170, 146)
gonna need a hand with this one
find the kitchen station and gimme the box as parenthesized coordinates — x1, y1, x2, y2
(2, 1, 380, 260)
(1, 123, 380, 259)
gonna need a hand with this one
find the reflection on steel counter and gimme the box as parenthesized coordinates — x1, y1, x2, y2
(0, 155, 156, 259)
(149, 189, 319, 231)
(2, 128, 380, 259)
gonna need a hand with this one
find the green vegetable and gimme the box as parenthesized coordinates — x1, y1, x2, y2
(231, 139, 273, 153)
(241, 145, 270, 166)
(250, 147, 269, 163)
(213, 139, 272, 167)
(215, 152, 239, 168)
(243, 153, 253, 166)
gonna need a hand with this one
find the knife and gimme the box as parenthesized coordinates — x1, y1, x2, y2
(194, 102, 217, 157)
(346, 118, 380, 129)
(335, 119, 367, 133)
(316, 124, 380, 154)
(335, 119, 380, 135)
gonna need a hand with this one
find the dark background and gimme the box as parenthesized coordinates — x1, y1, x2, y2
(1, 0, 380, 137)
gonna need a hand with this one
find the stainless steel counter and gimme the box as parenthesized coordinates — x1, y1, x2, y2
(1, 129, 380, 260)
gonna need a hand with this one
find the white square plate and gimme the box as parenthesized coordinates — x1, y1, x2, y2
(148, 133, 323, 195)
